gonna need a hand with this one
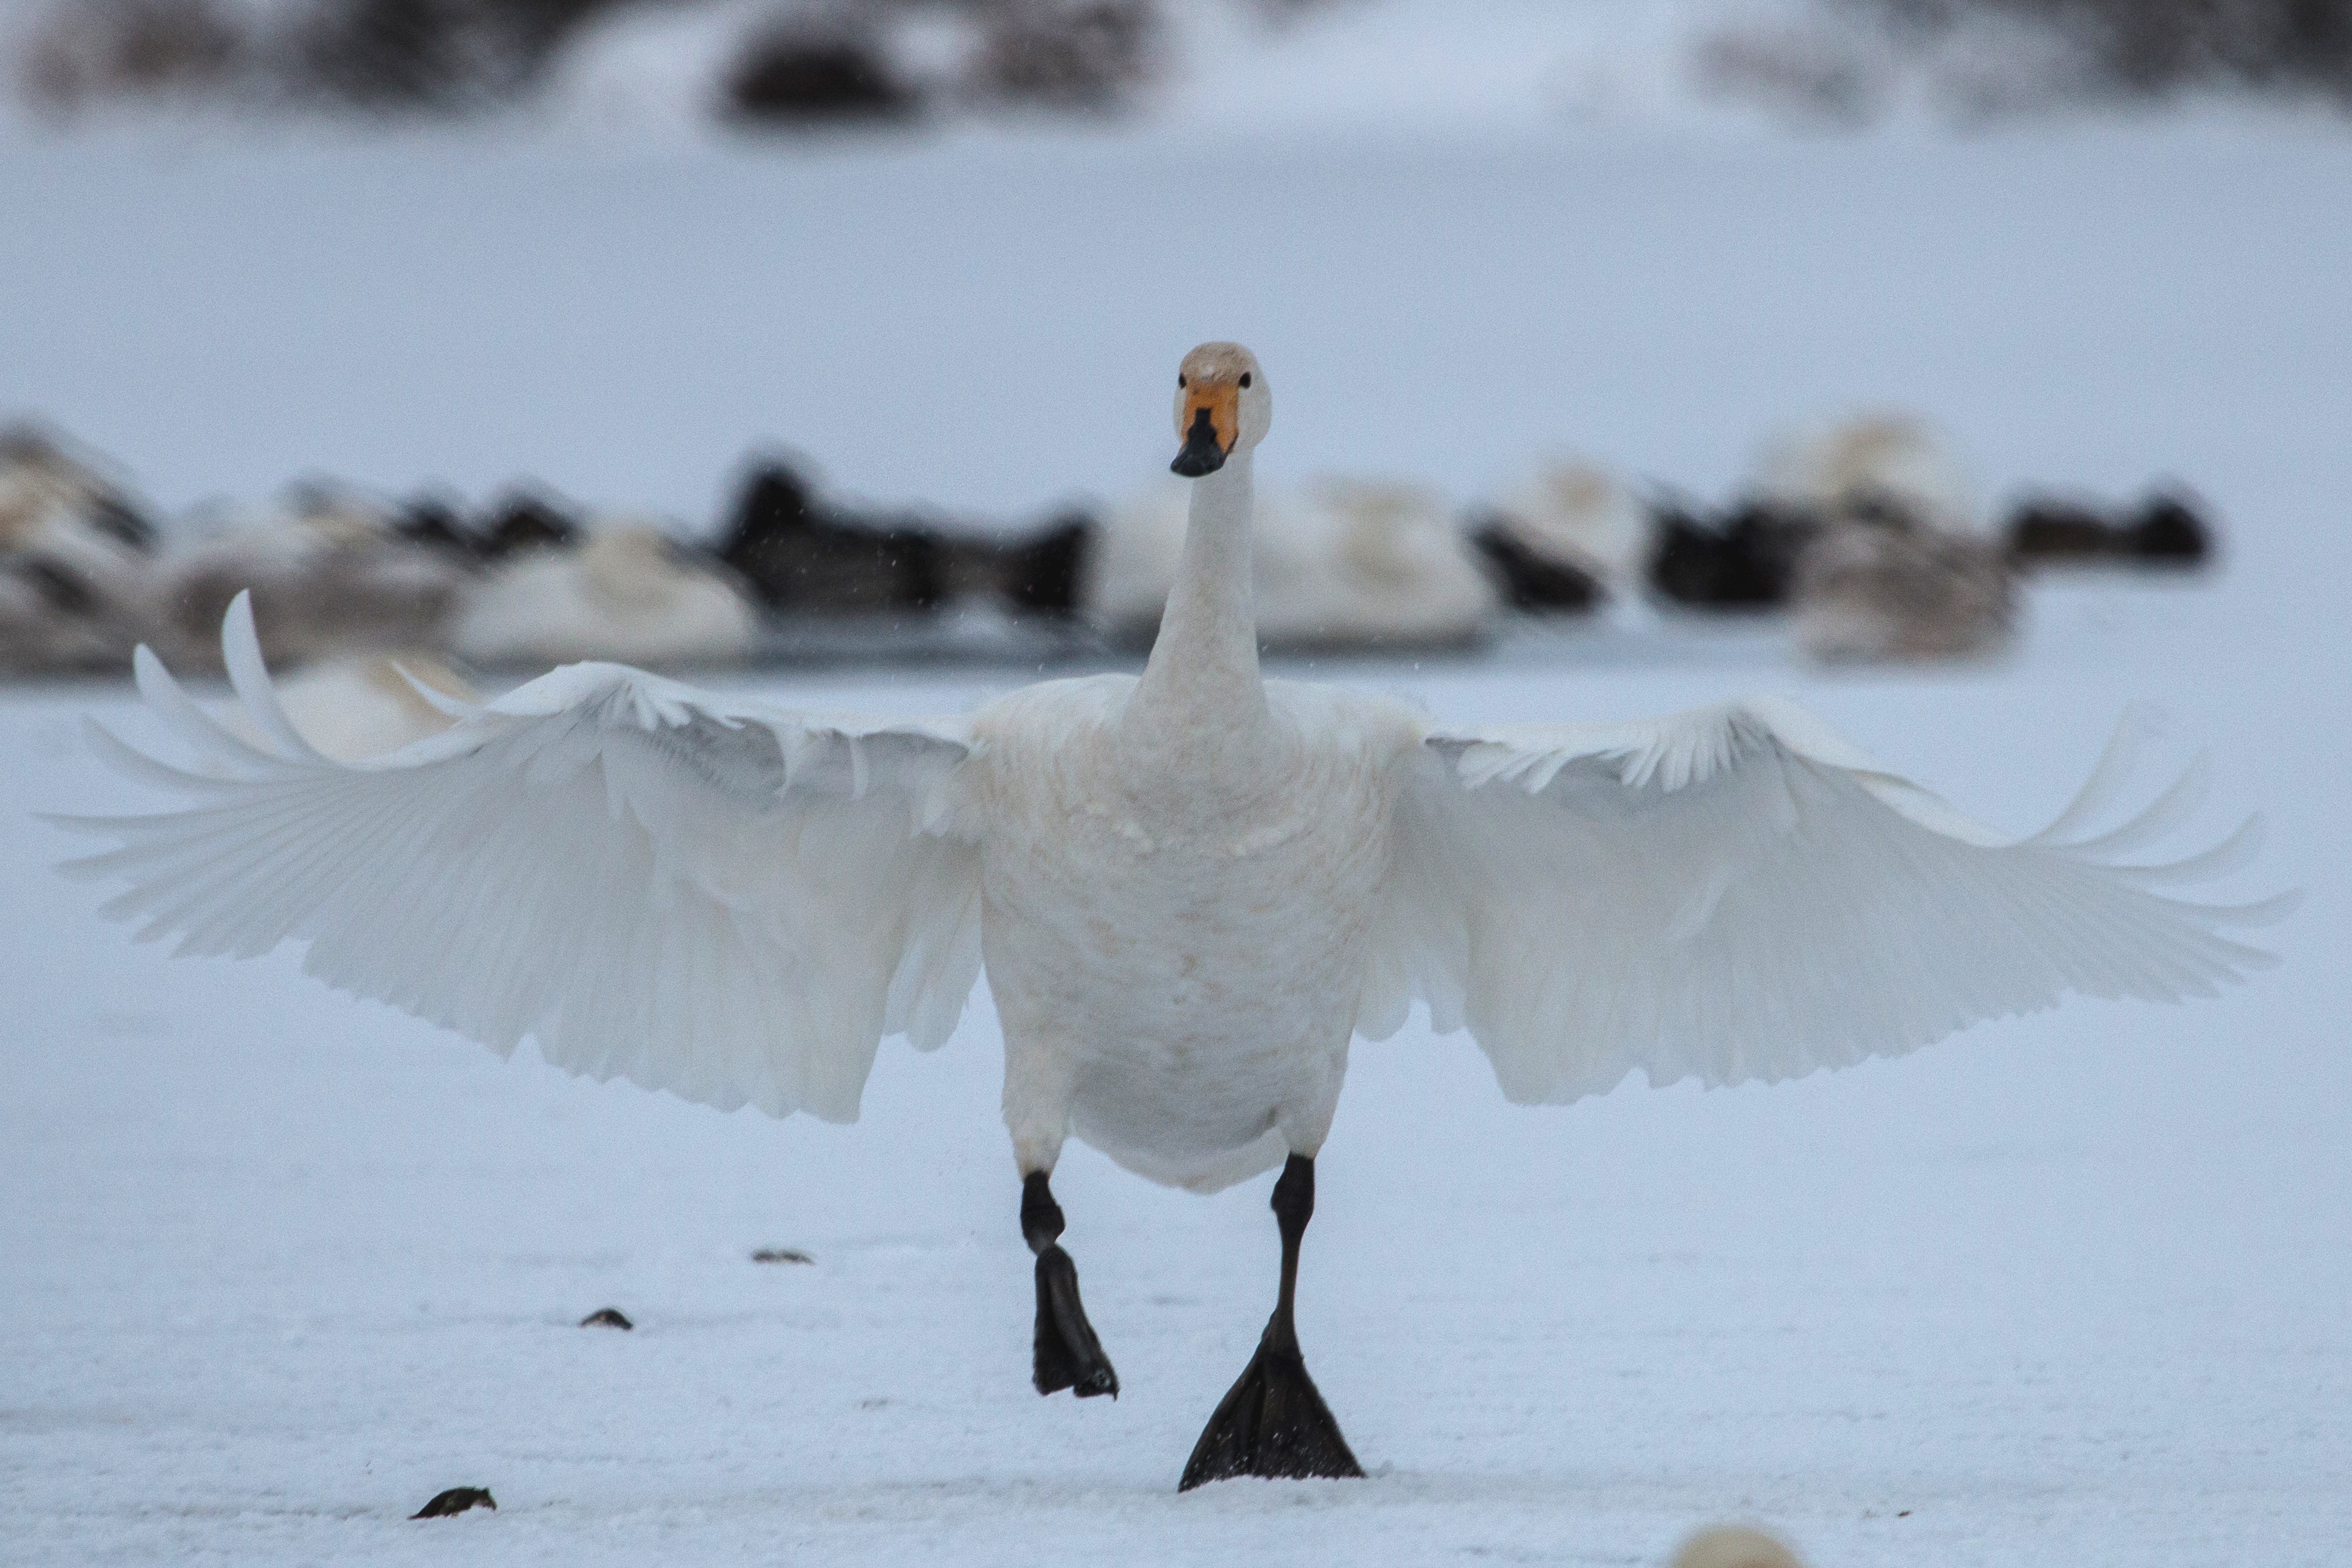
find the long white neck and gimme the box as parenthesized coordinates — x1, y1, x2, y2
(1133, 450, 1265, 725)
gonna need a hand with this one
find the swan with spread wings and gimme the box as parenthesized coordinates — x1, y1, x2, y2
(57, 343, 2287, 1490)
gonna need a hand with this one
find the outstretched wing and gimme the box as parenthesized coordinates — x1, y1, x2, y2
(53, 594, 985, 1122)
(1361, 696, 2293, 1104)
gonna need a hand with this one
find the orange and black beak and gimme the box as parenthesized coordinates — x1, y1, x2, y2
(1171, 383, 1239, 477)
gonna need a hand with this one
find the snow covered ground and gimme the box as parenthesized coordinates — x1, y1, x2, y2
(3, 115, 2349, 1565)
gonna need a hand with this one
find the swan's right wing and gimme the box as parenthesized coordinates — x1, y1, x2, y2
(1365, 698, 2291, 1105)
(53, 595, 985, 1122)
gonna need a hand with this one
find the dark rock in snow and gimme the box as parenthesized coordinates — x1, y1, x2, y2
(578, 1307, 633, 1329)
(410, 1485, 495, 1519)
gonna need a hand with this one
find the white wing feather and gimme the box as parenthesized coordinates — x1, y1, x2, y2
(54, 594, 985, 1122)
(1367, 697, 2293, 1103)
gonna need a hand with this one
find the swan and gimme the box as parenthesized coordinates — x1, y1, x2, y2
(1757, 412, 1979, 535)
(1469, 459, 1649, 611)
(159, 489, 471, 671)
(1092, 471, 1493, 648)
(54, 343, 2288, 1489)
(213, 653, 477, 763)
(1791, 518, 2016, 663)
(451, 523, 761, 668)
(1, 427, 160, 675)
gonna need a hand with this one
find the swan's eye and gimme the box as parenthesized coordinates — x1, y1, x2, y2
(1177, 375, 1188, 389)
(1239, 373, 1252, 388)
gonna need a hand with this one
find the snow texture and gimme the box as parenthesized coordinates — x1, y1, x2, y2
(3, 118, 2349, 1565)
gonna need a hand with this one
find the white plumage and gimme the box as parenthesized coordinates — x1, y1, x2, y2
(59, 535, 2281, 1171)
(50, 343, 2289, 1479)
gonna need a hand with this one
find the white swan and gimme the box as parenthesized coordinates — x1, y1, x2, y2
(1756, 411, 1979, 533)
(1091, 471, 1494, 648)
(55, 343, 2286, 1489)
(452, 523, 760, 668)
(213, 653, 477, 763)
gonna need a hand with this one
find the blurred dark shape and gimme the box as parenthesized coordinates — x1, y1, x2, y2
(723, 19, 919, 125)
(476, 490, 583, 557)
(1648, 499, 1821, 610)
(391, 495, 480, 557)
(750, 1246, 814, 1264)
(2005, 487, 2216, 567)
(2005, 495, 2112, 558)
(18, 0, 247, 115)
(717, 459, 945, 613)
(974, 0, 1159, 111)
(1861, 0, 2352, 102)
(410, 1486, 496, 1519)
(577, 1307, 633, 1329)
(986, 511, 1094, 615)
(2133, 492, 2213, 563)
(1700, 1, 2352, 123)
(279, 0, 632, 110)
(1793, 517, 2015, 661)
(1463, 511, 1604, 612)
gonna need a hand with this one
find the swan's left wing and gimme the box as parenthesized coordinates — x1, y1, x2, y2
(1362, 697, 2291, 1103)
(51, 594, 985, 1123)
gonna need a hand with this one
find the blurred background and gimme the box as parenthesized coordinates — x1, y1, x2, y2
(1, 0, 2347, 692)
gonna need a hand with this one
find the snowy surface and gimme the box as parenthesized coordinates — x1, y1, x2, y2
(4, 119, 2351, 1565)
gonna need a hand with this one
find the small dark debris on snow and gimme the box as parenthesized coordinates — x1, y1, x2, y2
(578, 1307, 633, 1329)
(751, 1247, 815, 1265)
(410, 1486, 495, 1519)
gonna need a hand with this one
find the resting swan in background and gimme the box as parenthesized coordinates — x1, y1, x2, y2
(56, 345, 2287, 1490)
(1092, 471, 1493, 648)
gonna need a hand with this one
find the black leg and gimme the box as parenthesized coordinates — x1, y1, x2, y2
(1023, 1171, 1118, 1399)
(1179, 1155, 1365, 1490)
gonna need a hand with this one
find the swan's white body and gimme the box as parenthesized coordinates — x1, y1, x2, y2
(57, 349, 2285, 1206)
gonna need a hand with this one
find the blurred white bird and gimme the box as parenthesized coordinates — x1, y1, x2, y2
(213, 653, 478, 763)
(1091, 473, 1493, 648)
(59, 344, 2287, 1492)
(452, 523, 760, 667)
(1757, 411, 1979, 534)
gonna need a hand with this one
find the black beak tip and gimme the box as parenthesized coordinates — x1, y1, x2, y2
(1172, 405, 1227, 477)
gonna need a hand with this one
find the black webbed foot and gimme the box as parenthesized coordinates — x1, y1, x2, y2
(1179, 1328, 1362, 1489)
(1023, 1171, 1118, 1399)
(1033, 1245, 1119, 1397)
(1180, 1154, 1364, 1490)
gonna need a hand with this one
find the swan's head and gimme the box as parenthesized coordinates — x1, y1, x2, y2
(1170, 342, 1270, 477)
